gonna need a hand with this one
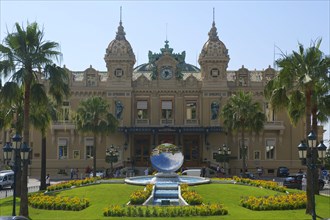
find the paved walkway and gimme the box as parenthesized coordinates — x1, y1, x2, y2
(1, 177, 329, 199)
(0, 178, 64, 199)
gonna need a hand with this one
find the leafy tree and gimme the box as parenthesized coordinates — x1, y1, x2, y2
(0, 22, 69, 217)
(264, 39, 330, 216)
(30, 97, 57, 190)
(221, 91, 266, 177)
(75, 96, 118, 177)
(0, 81, 24, 196)
(0, 82, 24, 134)
(323, 147, 330, 170)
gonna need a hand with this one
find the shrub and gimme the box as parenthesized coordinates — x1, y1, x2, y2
(233, 176, 286, 192)
(46, 177, 99, 192)
(180, 183, 189, 193)
(29, 193, 90, 211)
(103, 204, 228, 217)
(180, 184, 203, 205)
(182, 191, 203, 205)
(240, 193, 306, 211)
(129, 184, 153, 205)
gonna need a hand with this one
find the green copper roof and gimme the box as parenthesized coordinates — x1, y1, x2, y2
(133, 40, 200, 76)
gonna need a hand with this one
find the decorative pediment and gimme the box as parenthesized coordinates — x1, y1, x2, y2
(185, 74, 198, 86)
(236, 65, 249, 87)
(136, 74, 150, 87)
(148, 40, 186, 80)
(264, 65, 276, 82)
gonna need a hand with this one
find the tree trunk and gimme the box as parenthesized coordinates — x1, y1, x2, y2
(20, 79, 31, 217)
(305, 89, 312, 133)
(40, 136, 47, 190)
(93, 133, 97, 177)
(241, 126, 246, 177)
(311, 104, 320, 195)
(304, 88, 315, 217)
(20, 160, 29, 217)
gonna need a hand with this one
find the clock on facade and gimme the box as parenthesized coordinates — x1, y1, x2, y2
(210, 68, 220, 77)
(160, 67, 173, 80)
(114, 68, 124, 77)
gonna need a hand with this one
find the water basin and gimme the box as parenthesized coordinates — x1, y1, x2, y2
(124, 175, 210, 186)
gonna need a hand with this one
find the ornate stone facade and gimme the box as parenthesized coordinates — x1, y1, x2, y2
(1, 17, 312, 178)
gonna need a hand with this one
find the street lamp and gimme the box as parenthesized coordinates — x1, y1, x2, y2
(297, 131, 327, 220)
(317, 141, 327, 160)
(2, 133, 31, 216)
(218, 144, 231, 158)
(217, 144, 231, 175)
(105, 144, 119, 177)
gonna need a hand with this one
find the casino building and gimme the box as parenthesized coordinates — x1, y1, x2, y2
(1, 15, 320, 178)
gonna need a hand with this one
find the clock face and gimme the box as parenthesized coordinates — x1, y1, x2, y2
(160, 68, 173, 80)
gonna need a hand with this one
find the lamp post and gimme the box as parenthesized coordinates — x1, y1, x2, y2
(217, 144, 231, 176)
(105, 144, 119, 177)
(297, 131, 327, 220)
(2, 133, 31, 216)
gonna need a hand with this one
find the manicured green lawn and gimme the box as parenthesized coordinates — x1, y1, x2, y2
(0, 182, 329, 219)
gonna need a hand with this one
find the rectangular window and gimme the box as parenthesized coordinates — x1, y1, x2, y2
(186, 101, 197, 119)
(161, 101, 173, 119)
(61, 101, 70, 122)
(85, 138, 94, 159)
(73, 150, 80, 159)
(239, 139, 249, 160)
(58, 139, 68, 159)
(265, 139, 276, 160)
(87, 74, 97, 86)
(254, 151, 260, 160)
(137, 101, 148, 119)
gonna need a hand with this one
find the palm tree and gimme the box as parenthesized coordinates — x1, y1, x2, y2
(75, 96, 118, 177)
(221, 91, 266, 177)
(264, 39, 330, 216)
(30, 97, 57, 190)
(0, 81, 24, 197)
(0, 22, 69, 217)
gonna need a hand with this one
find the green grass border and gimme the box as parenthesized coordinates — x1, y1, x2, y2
(0, 181, 329, 219)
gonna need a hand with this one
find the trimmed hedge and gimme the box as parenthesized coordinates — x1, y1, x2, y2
(240, 193, 306, 211)
(46, 177, 99, 192)
(29, 193, 90, 211)
(103, 204, 228, 217)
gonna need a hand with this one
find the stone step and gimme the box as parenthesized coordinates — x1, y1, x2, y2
(154, 189, 179, 198)
(155, 184, 178, 190)
(153, 198, 179, 206)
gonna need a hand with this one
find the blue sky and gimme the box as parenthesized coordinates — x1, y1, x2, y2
(1, 0, 330, 140)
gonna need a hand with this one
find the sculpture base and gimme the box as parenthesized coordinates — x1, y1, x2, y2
(150, 172, 180, 184)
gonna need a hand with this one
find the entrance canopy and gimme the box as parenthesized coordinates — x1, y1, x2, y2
(118, 126, 224, 134)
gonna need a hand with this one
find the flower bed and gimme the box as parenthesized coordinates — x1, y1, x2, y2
(103, 204, 228, 217)
(29, 193, 90, 211)
(232, 176, 286, 192)
(129, 184, 153, 205)
(46, 177, 99, 192)
(180, 183, 203, 205)
(240, 193, 306, 211)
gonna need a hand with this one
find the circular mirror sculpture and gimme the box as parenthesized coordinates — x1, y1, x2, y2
(150, 143, 184, 173)
(125, 143, 210, 187)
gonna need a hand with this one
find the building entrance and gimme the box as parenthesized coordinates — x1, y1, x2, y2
(158, 134, 175, 144)
(132, 133, 202, 168)
(182, 135, 201, 167)
(133, 136, 151, 167)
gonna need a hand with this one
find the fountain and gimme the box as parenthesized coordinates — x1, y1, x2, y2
(125, 143, 210, 205)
